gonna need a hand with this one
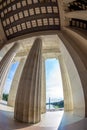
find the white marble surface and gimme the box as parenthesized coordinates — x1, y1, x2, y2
(0, 100, 63, 130)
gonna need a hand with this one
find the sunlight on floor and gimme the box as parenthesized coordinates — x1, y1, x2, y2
(0, 100, 64, 130)
(35, 111, 64, 128)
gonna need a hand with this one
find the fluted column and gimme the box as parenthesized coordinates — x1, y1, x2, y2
(8, 58, 25, 107)
(58, 55, 73, 111)
(0, 43, 20, 99)
(14, 38, 42, 123)
(41, 57, 46, 114)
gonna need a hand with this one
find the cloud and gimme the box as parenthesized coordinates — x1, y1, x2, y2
(46, 59, 64, 101)
(3, 59, 63, 101)
(3, 78, 12, 94)
(3, 62, 19, 94)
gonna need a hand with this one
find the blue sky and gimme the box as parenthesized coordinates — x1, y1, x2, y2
(45, 59, 64, 102)
(3, 58, 64, 102)
(3, 62, 19, 94)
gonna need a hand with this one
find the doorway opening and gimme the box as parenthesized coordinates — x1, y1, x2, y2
(45, 58, 64, 111)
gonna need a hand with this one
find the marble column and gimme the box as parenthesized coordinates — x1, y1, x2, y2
(0, 43, 20, 99)
(7, 58, 25, 107)
(41, 57, 46, 114)
(58, 55, 73, 111)
(14, 38, 42, 123)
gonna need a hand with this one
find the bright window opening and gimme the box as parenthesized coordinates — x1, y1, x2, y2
(2, 62, 19, 101)
(45, 58, 64, 111)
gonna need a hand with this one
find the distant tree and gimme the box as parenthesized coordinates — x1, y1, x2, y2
(52, 100, 64, 108)
(2, 93, 9, 101)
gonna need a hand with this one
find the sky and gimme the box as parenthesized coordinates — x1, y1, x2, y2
(3, 62, 19, 94)
(45, 59, 64, 102)
(3, 58, 64, 102)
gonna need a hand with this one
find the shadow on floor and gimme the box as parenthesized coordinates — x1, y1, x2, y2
(0, 101, 64, 130)
(59, 118, 87, 130)
(0, 110, 34, 130)
(58, 112, 85, 130)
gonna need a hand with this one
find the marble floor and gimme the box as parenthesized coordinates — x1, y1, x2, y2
(0, 101, 63, 130)
(60, 118, 87, 130)
(0, 100, 86, 130)
(58, 112, 84, 130)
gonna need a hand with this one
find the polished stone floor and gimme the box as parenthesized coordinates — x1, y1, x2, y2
(60, 118, 87, 130)
(58, 112, 84, 130)
(0, 100, 86, 130)
(0, 100, 63, 130)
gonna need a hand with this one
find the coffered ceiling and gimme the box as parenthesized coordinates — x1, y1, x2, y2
(0, 0, 60, 40)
